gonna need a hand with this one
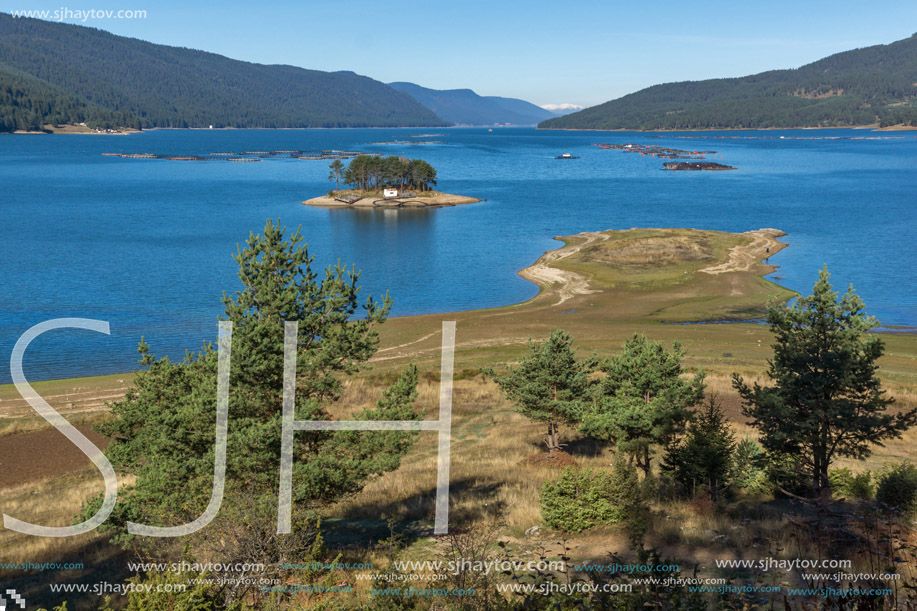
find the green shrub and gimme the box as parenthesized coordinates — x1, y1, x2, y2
(829, 468, 875, 500)
(877, 462, 917, 516)
(731, 438, 770, 495)
(662, 396, 735, 500)
(740, 470, 773, 496)
(764, 451, 811, 498)
(92, 570, 232, 611)
(540, 459, 639, 533)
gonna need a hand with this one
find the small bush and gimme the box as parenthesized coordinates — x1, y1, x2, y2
(740, 470, 773, 496)
(540, 459, 639, 533)
(877, 462, 917, 516)
(731, 438, 770, 495)
(93, 571, 229, 611)
(829, 468, 875, 500)
(687, 489, 717, 515)
(662, 396, 735, 500)
(438, 521, 508, 611)
(764, 451, 811, 498)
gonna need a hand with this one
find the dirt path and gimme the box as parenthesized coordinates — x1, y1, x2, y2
(518, 231, 610, 305)
(700, 228, 787, 275)
(374, 330, 441, 356)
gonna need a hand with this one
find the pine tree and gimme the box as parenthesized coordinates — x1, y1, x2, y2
(488, 329, 593, 453)
(580, 334, 705, 477)
(328, 159, 344, 191)
(662, 395, 736, 500)
(93, 220, 420, 550)
(734, 266, 917, 500)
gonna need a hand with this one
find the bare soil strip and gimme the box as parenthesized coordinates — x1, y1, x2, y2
(0, 425, 109, 489)
(699, 228, 787, 274)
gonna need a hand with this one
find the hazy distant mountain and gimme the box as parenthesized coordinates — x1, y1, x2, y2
(541, 104, 584, 117)
(0, 13, 448, 132)
(540, 34, 917, 130)
(389, 82, 556, 126)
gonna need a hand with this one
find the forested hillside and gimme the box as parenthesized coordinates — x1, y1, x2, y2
(0, 14, 448, 132)
(540, 34, 917, 130)
(0, 64, 127, 131)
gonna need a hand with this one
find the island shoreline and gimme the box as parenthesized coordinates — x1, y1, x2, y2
(302, 191, 481, 208)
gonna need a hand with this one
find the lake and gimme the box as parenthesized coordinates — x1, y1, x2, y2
(1, 127, 915, 383)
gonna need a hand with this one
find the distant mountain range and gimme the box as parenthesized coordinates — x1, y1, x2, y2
(10, 12, 910, 135)
(0, 14, 448, 132)
(389, 82, 557, 126)
(540, 34, 917, 131)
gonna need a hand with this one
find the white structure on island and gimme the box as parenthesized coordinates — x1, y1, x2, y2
(383, 189, 399, 199)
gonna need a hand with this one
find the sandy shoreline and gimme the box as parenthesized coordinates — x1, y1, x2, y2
(302, 191, 481, 208)
(518, 231, 609, 305)
(12, 124, 140, 135)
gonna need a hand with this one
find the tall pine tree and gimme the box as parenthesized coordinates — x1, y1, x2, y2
(488, 329, 593, 453)
(580, 334, 705, 477)
(734, 267, 917, 499)
(662, 396, 736, 500)
(93, 220, 420, 553)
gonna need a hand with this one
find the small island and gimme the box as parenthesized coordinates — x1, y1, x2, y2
(302, 155, 480, 208)
(663, 161, 736, 171)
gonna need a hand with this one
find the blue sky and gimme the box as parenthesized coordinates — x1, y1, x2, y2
(2, 0, 916, 107)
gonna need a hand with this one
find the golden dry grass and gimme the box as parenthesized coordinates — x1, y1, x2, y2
(317, 372, 917, 598)
(0, 469, 134, 565)
(326, 374, 917, 515)
(328, 377, 618, 532)
(6, 372, 910, 587)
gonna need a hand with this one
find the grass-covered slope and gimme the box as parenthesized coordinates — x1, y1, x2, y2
(540, 34, 917, 130)
(0, 14, 449, 132)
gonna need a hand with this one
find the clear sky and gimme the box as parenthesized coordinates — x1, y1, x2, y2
(2, 0, 915, 108)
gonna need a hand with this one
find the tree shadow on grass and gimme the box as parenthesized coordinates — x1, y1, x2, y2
(526, 435, 606, 459)
(561, 437, 606, 458)
(325, 478, 506, 548)
(1, 538, 132, 611)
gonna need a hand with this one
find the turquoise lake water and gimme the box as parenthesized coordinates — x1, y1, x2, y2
(1, 127, 915, 382)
